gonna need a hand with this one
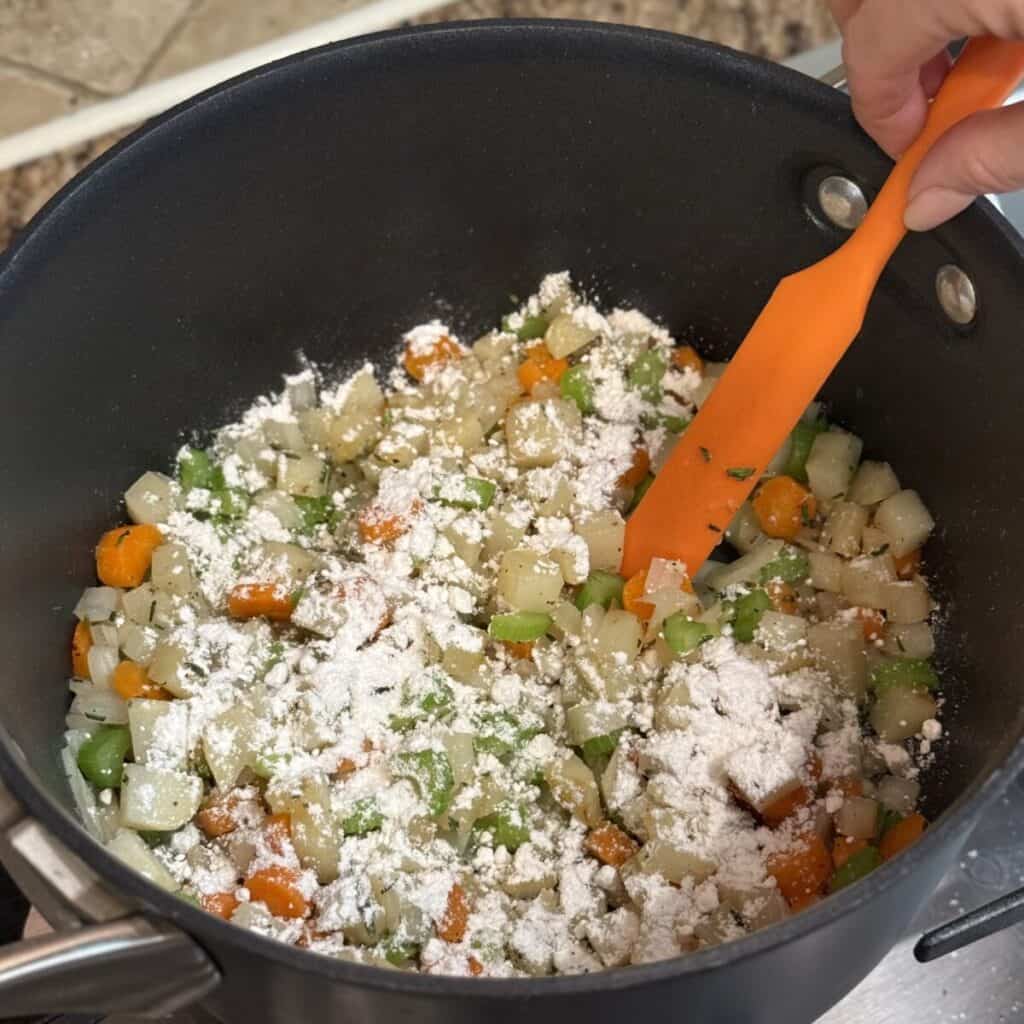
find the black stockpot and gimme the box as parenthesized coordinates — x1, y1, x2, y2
(1, 20, 1023, 1024)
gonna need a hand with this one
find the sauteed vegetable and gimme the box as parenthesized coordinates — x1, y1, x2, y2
(62, 274, 940, 975)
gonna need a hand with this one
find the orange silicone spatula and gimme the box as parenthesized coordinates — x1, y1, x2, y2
(621, 36, 1024, 579)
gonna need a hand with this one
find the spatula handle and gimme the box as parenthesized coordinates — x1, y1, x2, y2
(847, 37, 1024, 273)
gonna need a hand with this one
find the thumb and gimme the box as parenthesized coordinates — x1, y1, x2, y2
(905, 102, 1024, 231)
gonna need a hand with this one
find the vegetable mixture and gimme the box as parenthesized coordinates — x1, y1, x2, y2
(63, 273, 940, 976)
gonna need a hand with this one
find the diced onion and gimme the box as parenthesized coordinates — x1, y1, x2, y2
(883, 579, 932, 624)
(106, 830, 179, 892)
(120, 764, 202, 831)
(594, 610, 643, 663)
(823, 502, 868, 558)
(73, 587, 121, 624)
(124, 471, 175, 525)
(874, 490, 935, 558)
(848, 461, 900, 506)
(498, 549, 564, 613)
(806, 430, 863, 502)
(703, 539, 785, 592)
(840, 555, 896, 609)
(85, 645, 120, 690)
(545, 314, 597, 359)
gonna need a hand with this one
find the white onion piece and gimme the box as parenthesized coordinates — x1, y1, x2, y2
(120, 764, 202, 831)
(106, 830, 179, 892)
(703, 539, 785, 593)
(73, 587, 121, 624)
(874, 490, 935, 558)
(806, 430, 863, 502)
(823, 502, 868, 558)
(89, 622, 119, 648)
(69, 682, 129, 724)
(85, 645, 120, 690)
(124, 471, 175, 525)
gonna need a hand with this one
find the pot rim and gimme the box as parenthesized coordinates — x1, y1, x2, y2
(2, 16, 1023, 1000)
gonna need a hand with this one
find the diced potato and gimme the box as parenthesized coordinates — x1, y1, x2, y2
(808, 621, 868, 698)
(118, 621, 158, 665)
(883, 579, 932, 624)
(806, 430, 863, 502)
(874, 490, 935, 558)
(443, 522, 484, 568)
(146, 641, 195, 698)
(264, 419, 307, 453)
(255, 541, 317, 581)
(277, 453, 328, 497)
(253, 490, 303, 530)
(870, 686, 938, 741)
(106, 830, 179, 892)
(234, 434, 277, 475)
(327, 414, 383, 463)
(630, 838, 716, 884)
(121, 582, 173, 629)
(120, 764, 202, 831)
(703, 539, 785, 592)
(545, 752, 602, 827)
(74, 586, 122, 624)
(877, 775, 921, 814)
(442, 732, 477, 788)
(551, 600, 583, 640)
(840, 554, 896, 609)
(594, 610, 643, 664)
(125, 471, 175, 525)
(503, 845, 559, 899)
(575, 510, 625, 572)
(151, 543, 195, 597)
(757, 612, 809, 670)
(202, 705, 260, 789)
(718, 883, 788, 930)
(725, 502, 765, 555)
(654, 681, 692, 731)
(565, 702, 628, 746)
(287, 776, 340, 883)
(849, 461, 900, 506)
(544, 313, 597, 359)
(442, 641, 486, 684)
(498, 549, 564, 612)
(128, 699, 188, 770)
(835, 796, 880, 839)
(883, 621, 935, 660)
(823, 502, 868, 558)
(433, 415, 485, 455)
(505, 398, 582, 469)
(808, 551, 843, 593)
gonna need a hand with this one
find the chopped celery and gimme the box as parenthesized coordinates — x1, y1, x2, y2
(294, 495, 337, 531)
(139, 830, 174, 848)
(474, 803, 530, 851)
(870, 658, 939, 694)
(252, 751, 293, 780)
(392, 749, 454, 815)
(580, 729, 622, 766)
(474, 710, 540, 758)
(390, 678, 454, 731)
(663, 613, 715, 654)
(383, 939, 420, 965)
(879, 808, 903, 837)
(436, 476, 497, 511)
(758, 547, 810, 584)
(177, 447, 221, 491)
(785, 419, 827, 483)
(575, 570, 625, 611)
(211, 486, 250, 520)
(502, 314, 548, 341)
(77, 725, 131, 789)
(560, 365, 595, 414)
(627, 351, 667, 403)
(829, 846, 882, 892)
(488, 611, 552, 643)
(662, 415, 690, 434)
(341, 797, 384, 836)
(731, 588, 772, 643)
(628, 474, 655, 512)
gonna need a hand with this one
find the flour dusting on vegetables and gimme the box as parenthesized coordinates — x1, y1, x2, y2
(64, 272, 942, 976)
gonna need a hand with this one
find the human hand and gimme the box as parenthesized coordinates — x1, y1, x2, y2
(830, 0, 1024, 230)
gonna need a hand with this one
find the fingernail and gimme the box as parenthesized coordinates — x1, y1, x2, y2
(904, 186, 973, 232)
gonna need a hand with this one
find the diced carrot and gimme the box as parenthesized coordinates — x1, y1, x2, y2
(584, 823, 639, 867)
(766, 580, 798, 615)
(880, 812, 926, 861)
(516, 343, 569, 394)
(767, 831, 833, 908)
(357, 500, 421, 546)
(893, 548, 922, 580)
(227, 583, 295, 621)
(336, 757, 358, 779)
(403, 334, 462, 381)
(854, 607, 886, 642)
(832, 836, 870, 869)
(752, 476, 817, 540)
(502, 640, 534, 660)
(245, 866, 308, 919)
(467, 955, 485, 976)
(264, 813, 292, 856)
(672, 345, 704, 375)
(72, 620, 92, 679)
(761, 784, 814, 826)
(618, 448, 651, 489)
(201, 891, 240, 920)
(95, 524, 163, 588)
(112, 659, 171, 701)
(196, 793, 244, 838)
(622, 569, 656, 622)
(437, 882, 469, 943)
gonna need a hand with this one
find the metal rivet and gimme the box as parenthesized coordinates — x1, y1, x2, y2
(936, 264, 977, 325)
(817, 175, 868, 230)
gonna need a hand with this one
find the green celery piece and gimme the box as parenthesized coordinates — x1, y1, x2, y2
(580, 729, 622, 767)
(870, 658, 939, 694)
(391, 678, 454, 731)
(575, 570, 624, 612)
(663, 613, 715, 654)
(488, 612, 552, 643)
(211, 486, 250, 520)
(177, 447, 221, 491)
(436, 476, 497, 511)
(758, 547, 810, 584)
(392, 749, 454, 816)
(294, 495, 336, 532)
(628, 474, 655, 513)
(139, 830, 173, 848)
(627, 351, 667, 403)
(77, 725, 131, 789)
(879, 808, 903, 837)
(252, 751, 292, 780)
(383, 939, 420, 966)
(560, 365, 595, 414)
(662, 415, 690, 434)
(785, 419, 827, 483)
(732, 588, 772, 643)
(829, 846, 882, 892)
(502, 313, 548, 341)
(474, 803, 531, 851)
(474, 710, 540, 759)
(341, 797, 384, 836)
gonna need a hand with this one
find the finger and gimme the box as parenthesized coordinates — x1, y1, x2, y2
(905, 102, 1024, 231)
(827, 0, 864, 29)
(919, 50, 952, 99)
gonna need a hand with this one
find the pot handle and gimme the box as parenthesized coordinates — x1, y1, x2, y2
(914, 886, 1024, 962)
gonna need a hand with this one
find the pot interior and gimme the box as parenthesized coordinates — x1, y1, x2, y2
(0, 19, 1022, 863)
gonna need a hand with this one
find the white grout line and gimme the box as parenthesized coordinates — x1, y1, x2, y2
(0, 0, 450, 173)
